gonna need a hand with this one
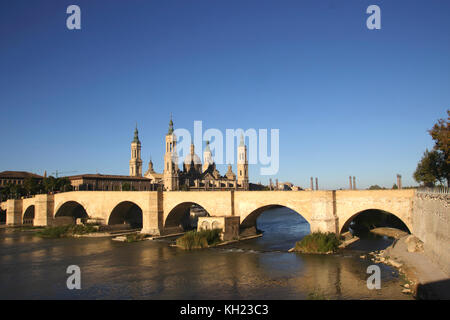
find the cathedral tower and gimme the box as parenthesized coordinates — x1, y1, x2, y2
(237, 134, 249, 189)
(129, 125, 142, 177)
(163, 116, 179, 190)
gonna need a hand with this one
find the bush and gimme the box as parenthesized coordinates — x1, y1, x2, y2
(125, 233, 147, 242)
(36, 225, 71, 238)
(36, 224, 98, 238)
(176, 229, 222, 250)
(307, 289, 328, 300)
(294, 232, 340, 254)
(70, 224, 98, 235)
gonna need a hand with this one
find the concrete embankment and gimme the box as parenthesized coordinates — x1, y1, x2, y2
(369, 235, 450, 299)
(338, 231, 359, 249)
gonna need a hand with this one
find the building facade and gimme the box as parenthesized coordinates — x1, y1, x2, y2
(66, 174, 155, 191)
(0, 171, 43, 188)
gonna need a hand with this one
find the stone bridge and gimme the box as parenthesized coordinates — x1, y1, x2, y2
(1, 189, 416, 235)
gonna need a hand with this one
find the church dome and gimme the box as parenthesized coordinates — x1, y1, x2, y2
(184, 143, 202, 166)
(184, 153, 201, 165)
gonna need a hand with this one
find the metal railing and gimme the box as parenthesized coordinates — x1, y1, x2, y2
(417, 186, 449, 194)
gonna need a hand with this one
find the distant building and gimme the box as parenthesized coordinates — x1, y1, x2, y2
(65, 173, 156, 191)
(270, 181, 303, 191)
(0, 171, 43, 187)
(144, 159, 163, 184)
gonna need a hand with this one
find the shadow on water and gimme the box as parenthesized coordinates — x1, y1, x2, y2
(346, 230, 395, 252)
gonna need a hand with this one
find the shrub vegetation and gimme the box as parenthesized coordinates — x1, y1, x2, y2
(176, 229, 222, 250)
(126, 233, 147, 242)
(294, 232, 340, 254)
(36, 224, 98, 238)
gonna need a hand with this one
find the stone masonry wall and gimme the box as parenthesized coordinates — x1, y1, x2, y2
(412, 192, 450, 276)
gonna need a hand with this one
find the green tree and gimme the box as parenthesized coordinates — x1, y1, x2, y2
(414, 110, 449, 187)
(0, 184, 12, 200)
(368, 185, 383, 190)
(122, 182, 131, 191)
(43, 176, 57, 192)
(428, 110, 449, 164)
(23, 177, 40, 195)
(414, 149, 443, 187)
(9, 183, 25, 199)
(55, 177, 72, 192)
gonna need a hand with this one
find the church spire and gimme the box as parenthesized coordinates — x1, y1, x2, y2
(239, 133, 245, 147)
(133, 123, 140, 144)
(168, 114, 174, 135)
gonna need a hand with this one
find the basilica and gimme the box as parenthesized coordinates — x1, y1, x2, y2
(129, 118, 249, 191)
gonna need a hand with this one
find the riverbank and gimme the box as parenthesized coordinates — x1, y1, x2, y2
(370, 227, 409, 239)
(369, 235, 450, 299)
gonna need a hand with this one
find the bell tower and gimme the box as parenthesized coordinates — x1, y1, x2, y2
(163, 116, 179, 190)
(237, 134, 249, 190)
(129, 125, 142, 177)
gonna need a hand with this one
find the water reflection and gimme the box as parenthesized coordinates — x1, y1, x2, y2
(0, 208, 412, 300)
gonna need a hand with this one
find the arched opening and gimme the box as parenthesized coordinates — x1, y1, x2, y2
(108, 201, 143, 230)
(165, 202, 210, 233)
(341, 209, 411, 235)
(54, 201, 89, 225)
(240, 205, 311, 251)
(0, 208, 6, 225)
(23, 205, 35, 226)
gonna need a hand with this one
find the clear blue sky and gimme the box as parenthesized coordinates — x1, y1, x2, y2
(0, 0, 449, 189)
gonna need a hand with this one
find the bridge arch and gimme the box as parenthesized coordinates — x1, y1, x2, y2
(54, 201, 89, 222)
(340, 208, 411, 234)
(241, 204, 311, 229)
(164, 202, 210, 232)
(240, 202, 312, 227)
(1, 207, 6, 225)
(108, 201, 143, 229)
(23, 205, 35, 226)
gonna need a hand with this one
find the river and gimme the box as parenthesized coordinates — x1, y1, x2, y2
(0, 207, 412, 299)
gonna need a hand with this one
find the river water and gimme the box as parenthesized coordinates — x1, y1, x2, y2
(0, 207, 412, 299)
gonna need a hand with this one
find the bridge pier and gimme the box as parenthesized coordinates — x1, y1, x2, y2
(6, 199, 22, 226)
(141, 191, 163, 235)
(309, 191, 339, 234)
(34, 194, 54, 227)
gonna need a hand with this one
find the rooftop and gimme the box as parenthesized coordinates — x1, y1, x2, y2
(65, 173, 151, 181)
(0, 171, 43, 179)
